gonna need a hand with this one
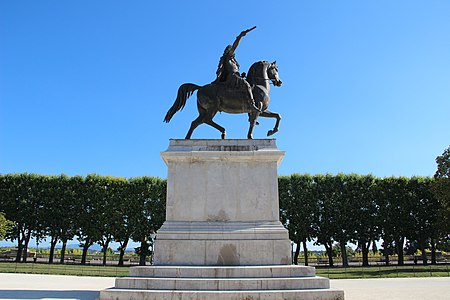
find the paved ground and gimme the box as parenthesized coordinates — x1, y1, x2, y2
(0, 273, 114, 300)
(330, 277, 450, 300)
(0, 273, 449, 300)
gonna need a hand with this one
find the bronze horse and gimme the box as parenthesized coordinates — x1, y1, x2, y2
(164, 60, 282, 139)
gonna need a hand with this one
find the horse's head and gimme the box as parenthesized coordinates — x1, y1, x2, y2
(267, 61, 282, 87)
(247, 60, 282, 87)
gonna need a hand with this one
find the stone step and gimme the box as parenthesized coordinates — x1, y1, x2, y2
(100, 288, 345, 300)
(115, 276, 329, 291)
(130, 265, 316, 278)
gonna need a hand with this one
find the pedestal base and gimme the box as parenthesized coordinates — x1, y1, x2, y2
(100, 139, 344, 299)
(100, 265, 344, 300)
(155, 139, 290, 266)
(154, 221, 291, 266)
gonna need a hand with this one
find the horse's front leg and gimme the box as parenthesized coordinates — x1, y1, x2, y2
(259, 110, 281, 136)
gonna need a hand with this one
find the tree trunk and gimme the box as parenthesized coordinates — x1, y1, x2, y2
(48, 235, 58, 264)
(81, 239, 92, 265)
(302, 239, 309, 266)
(293, 238, 301, 265)
(361, 240, 369, 267)
(15, 244, 23, 262)
(118, 238, 129, 267)
(60, 238, 67, 264)
(324, 242, 334, 267)
(340, 239, 349, 267)
(22, 230, 31, 263)
(382, 240, 390, 266)
(101, 238, 111, 266)
(15, 227, 23, 262)
(139, 240, 148, 266)
(420, 238, 428, 265)
(396, 236, 405, 266)
(431, 238, 437, 265)
(385, 253, 390, 266)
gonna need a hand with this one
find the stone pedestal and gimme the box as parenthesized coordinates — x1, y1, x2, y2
(100, 265, 344, 300)
(154, 139, 291, 266)
(100, 139, 344, 300)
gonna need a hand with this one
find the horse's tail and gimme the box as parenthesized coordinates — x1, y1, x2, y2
(164, 83, 201, 123)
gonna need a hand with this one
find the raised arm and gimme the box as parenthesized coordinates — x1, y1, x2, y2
(229, 26, 256, 55)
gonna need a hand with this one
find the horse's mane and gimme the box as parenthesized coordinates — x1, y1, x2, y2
(246, 60, 269, 84)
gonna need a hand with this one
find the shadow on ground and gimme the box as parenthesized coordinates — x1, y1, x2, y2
(0, 290, 99, 300)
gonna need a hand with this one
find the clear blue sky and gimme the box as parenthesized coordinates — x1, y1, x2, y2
(1, 1, 449, 179)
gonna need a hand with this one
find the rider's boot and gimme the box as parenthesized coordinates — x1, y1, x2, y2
(250, 99, 262, 112)
(247, 88, 262, 112)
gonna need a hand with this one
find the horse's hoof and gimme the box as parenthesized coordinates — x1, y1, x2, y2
(221, 133, 226, 139)
(267, 130, 277, 136)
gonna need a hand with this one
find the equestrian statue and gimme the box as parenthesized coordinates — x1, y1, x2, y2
(164, 26, 282, 139)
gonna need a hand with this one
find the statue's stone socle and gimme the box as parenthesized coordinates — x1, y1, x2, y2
(154, 139, 291, 266)
(100, 139, 345, 300)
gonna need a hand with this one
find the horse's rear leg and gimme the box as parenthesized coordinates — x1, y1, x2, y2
(205, 119, 226, 139)
(185, 115, 204, 139)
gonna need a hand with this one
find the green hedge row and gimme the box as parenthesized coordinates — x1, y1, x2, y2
(0, 173, 448, 267)
(0, 174, 165, 266)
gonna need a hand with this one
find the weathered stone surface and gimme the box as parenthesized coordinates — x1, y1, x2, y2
(154, 139, 290, 266)
(154, 220, 290, 266)
(99, 139, 345, 300)
(101, 287, 345, 300)
(101, 265, 344, 300)
(160, 139, 284, 223)
(129, 265, 316, 278)
(115, 276, 330, 290)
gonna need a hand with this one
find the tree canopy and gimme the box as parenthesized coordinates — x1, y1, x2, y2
(0, 172, 447, 266)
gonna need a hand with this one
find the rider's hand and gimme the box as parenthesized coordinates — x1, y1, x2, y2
(240, 26, 256, 37)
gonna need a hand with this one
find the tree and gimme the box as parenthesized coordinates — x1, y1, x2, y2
(435, 145, 450, 178)
(408, 177, 440, 265)
(130, 177, 166, 266)
(279, 174, 318, 265)
(278, 176, 291, 259)
(96, 176, 128, 266)
(0, 212, 13, 240)
(35, 175, 57, 263)
(58, 176, 82, 264)
(113, 179, 137, 266)
(312, 174, 338, 267)
(0, 174, 44, 262)
(433, 146, 450, 223)
(378, 177, 419, 266)
(431, 145, 450, 256)
(352, 175, 380, 266)
(76, 174, 104, 265)
(332, 174, 359, 268)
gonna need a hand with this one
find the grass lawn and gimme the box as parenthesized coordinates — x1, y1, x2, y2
(0, 262, 449, 279)
(316, 264, 450, 279)
(0, 262, 129, 277)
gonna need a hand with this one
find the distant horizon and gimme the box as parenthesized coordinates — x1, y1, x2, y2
(0, 239, 332, 253)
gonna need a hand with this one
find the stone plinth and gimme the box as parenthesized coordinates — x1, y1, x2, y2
(153, 139, 291, 266)
(100, 139, 345, 300)
(100, 265, 345, 300)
